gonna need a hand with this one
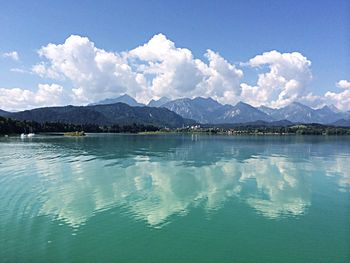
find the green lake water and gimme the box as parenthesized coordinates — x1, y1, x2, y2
(0, 134, 349, 262)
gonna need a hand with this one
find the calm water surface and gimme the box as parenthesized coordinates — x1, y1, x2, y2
(0, 134, 349, 262)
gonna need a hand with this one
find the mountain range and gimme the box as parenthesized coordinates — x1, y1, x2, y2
(0, 103, 195, 128)
(160, 97, 274, 124)
(258, 102, 347, 124)
(1, 94, 349, 127)
(154, 96, 349, 125)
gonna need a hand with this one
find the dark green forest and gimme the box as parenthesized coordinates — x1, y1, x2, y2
(1, 116, 350, 136)
(227, 124, 350, 135)
(0, 116, 159, 135)
(177, 124, 350, 135)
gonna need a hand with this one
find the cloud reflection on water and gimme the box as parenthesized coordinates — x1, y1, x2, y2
(1, 135, 349, 229)
(33, 136, 317, 227)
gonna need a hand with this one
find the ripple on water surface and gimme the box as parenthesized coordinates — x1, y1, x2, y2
(0, 135, 349, 262)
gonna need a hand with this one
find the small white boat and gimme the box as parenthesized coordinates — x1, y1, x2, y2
(20, 133, 35, 138)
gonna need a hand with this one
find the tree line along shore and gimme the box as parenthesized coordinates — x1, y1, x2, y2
(1, 116, 350, 136)
(0, 116, 158, 135)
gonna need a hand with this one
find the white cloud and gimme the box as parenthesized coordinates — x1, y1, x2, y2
(32, 35, 144, 104)
(297, 92, 325, 108)
(129, 34, 243, 104)
(336, 79, 350, 90)
(32, 62, 62, 79)
(324, 80, 350, 111)
(10, 68, 30, 74)
(240, 50, 312, 108)
(200, 49, 243, 104)
(282, 79, 350, 111)
(3, 34, 344, 111)
(0, 84, 68, 111)
(33, 35, 149, 103)
(33, 34, 243, 105)
(2, 51, 19, 61)
(129, 33, 206, 100)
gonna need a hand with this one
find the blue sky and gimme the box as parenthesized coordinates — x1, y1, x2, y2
(0, 0, 349, 110)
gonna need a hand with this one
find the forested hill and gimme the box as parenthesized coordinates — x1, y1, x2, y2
(0, 109, 10, 117)
(4, 103, 195, 128)
(0, 116, 160, 135)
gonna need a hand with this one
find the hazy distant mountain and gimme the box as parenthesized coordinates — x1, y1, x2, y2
(314, 105, 346, 123)
(162, 97, 223, 123)
(147, 97, 171, 107)
(0, 109, 10, 117)
(328, 104, 341, 113)
(273, 102, 320, 123)
(331, 119, 350, 127)
(259, 102, 346, 124)
(258, 105, 276, 116)
(217, 102, 274, 123)
(345, 111, 350, 120)
(89, 94, 145, 107)
(7, 103, 195, 128)
(162, 98, 273, 124)
(203, 119, 294, 128)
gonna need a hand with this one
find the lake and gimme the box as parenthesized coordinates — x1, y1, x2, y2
(0, 134, 349, 262)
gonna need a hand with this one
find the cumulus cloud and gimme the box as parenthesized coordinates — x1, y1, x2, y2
(0, 84, 68, 111)
(32, 34, 243, 105)
(3, 34, 344, 111)
(324, 80, 350, 111)
(2, 51, 19, 61)
(290, 79, 350, 111)
(336, 79, 350, 90)
(241, 50, 312, 108)
(128, 33, 206, 100)
(32, 35, 144, 104)
(128, 34, 243, 103)
(200, 49, 243, 103)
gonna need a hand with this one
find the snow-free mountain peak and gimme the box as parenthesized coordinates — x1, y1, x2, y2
(235, 101, 256, 109)
(258, 105, 276, 116)
(147, 97, 170, 107)
(328, 104, 341, 113)
(218, 101, 274, 123)
(89, 94, 145, 107)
